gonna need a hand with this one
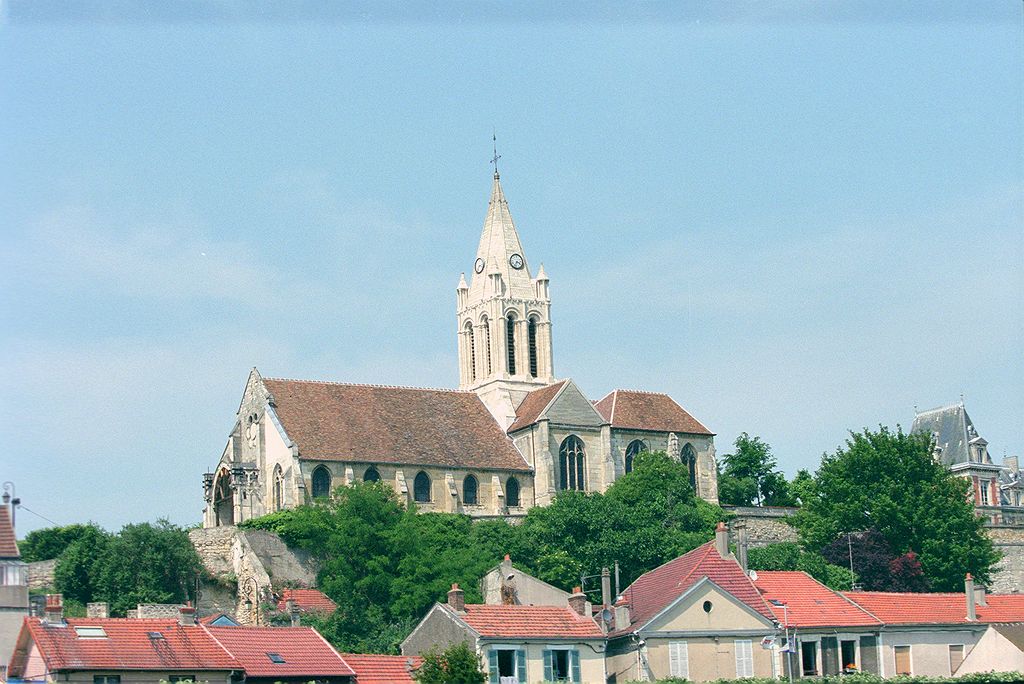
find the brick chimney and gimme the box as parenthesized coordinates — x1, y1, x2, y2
(87, 602, 109, 619)
(178, 603, 197, 626)
(715, 521, 729, 557)
(286, 598, 301, 627)
(965, 574, 976, 621)
(447, 583, 465, 613)
(44, 594, 64, 623)
(568, 587, 588, 617)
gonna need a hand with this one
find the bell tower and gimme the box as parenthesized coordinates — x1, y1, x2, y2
(457, 167, 555, 429)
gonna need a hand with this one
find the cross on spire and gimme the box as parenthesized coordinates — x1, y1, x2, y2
(490, 132, 501, 179)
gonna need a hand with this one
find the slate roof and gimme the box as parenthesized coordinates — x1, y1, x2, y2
(0, 505, 18, 559)
(343, 653, 422, 684)
(277, 588, 337, 613)
(613, 541, 775, 636)
(910, 403, 985, 466)
(452, 604, 604, 639)
(263, 378, 530, 471)
(843, 592, 1024, 625)
(753, 571, 880, 628)
(594, 390, 713, 435)
(206, 625, 355, 678)
(507, 380, 567, 433)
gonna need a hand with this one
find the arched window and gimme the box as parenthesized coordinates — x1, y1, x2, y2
(506, 315, 517, 375)
(414, 471, 432, 503)
(213, 469, 234, 526)
(272, 465, 284, 511)
(311, 465, 332, 499)
(528, 317, 539, 378)
(482, 316, 493, 375)
(559, 435, 586, 491)
(463, 475, 479, 505)
(624, 439, 648, 475)
(363, 466, 381, 483)
(465, 321, 476, 382)
(682, 443, 697, 491)
(506, 477, 521, 507)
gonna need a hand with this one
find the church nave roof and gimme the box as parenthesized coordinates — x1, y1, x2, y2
(594, 389, 713, 435)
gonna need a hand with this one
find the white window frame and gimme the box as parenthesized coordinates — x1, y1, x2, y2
(894, 644, 913, 676)
(980, 480, 990, 505)
(668, 640, 689, 678)
(735, 639, 754, 677)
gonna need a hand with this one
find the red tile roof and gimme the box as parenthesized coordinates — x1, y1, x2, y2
(14, 618, 238, 675)
(594, 390, 712, 435)
(843, 591, 1024, 625)
(507, 381, 567, 433)
(206, 625, 355, 678)
(614, 541, 775, 636)
(453, 604, 604, 639)
(0, 505, 19, 558)
(277, 588, 338, 613)
(753, 571, 880, 628)
(263, 378, 531, 471)
(343, 653, 422, 684)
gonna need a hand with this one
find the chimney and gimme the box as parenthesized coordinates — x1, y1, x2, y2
(87, 602, 109, 619)
(737, 524, 749, 573)
(715, 521, 729, 557)
(568, 587, 588, 617)
(601, 567, 611, 608)
(975, 585, 988, 607)
(965, 574, 976, 621)
(447, 583, 465, 613)
(44, 594, 64, 623)
(178, 603, 197, 626)
(286, 598, 301, 627)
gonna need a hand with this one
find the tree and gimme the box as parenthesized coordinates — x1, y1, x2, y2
(822, 528, 896, 592)
(53, 525, 111, 604)
(413, 641, 486, 684)
(746, 542, 855, 591)
(792, 426, 999, 591)
(789, 469, 815, 506)
(20, 524, 105, 563)
(717, 433, 796, 507)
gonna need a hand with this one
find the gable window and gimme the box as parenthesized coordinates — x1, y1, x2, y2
(364, 466, 381, 483)
(506, 315, 517, 375)
(543, 648, 580, 683)
(624, 439, 648, 474)
(558, 436, 586, 491)
(669, 641, 689, 678)
(894, 645, 912, 676)
(488, 647, 526, 684)
(311, 465, 332, 499)
(272, 464, 284, 511)
(506, 477, 521, 507)
(735, 639, 753, 677)
(414, 471, 432, 503)
(463, 475, 479, 505)
(528, 317, 539, 377)
(466, 321, 477, 382)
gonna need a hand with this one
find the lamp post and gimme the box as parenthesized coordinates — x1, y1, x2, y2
(241, 576, 261, 626)
(770, 599, 794, 684)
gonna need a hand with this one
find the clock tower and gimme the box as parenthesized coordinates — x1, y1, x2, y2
(457, 169, 555, 429)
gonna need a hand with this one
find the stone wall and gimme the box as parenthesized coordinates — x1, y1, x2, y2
(987, 526, 1024, 593)
(724, 506, 800, 547)
(26, 559, 56, 590)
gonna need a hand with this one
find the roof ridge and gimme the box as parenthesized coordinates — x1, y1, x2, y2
(613, 388, 672, 397)
(674, 542, 716, 589)
(263, 377, 469, 394)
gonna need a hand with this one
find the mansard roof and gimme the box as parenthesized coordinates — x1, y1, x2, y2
(911, 402, 984, 466)
(507, 380, 568, 433)
(262, 378, 531, 472)
(0, 505, 19, 559)
(594, 389, 713, 435)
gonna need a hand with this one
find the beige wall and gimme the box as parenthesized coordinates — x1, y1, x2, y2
(881, 629, 983, 677)
(480, 559, 571, 607)
(955, 626, 1024, 675)
(481, 641, 605, 684)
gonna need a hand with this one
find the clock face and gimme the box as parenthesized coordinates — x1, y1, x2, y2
(474, 258, 485, 274)
(509, 253, 524, 270)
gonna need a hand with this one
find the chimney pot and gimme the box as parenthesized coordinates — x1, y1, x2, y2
(178, 602, 197, 626)
(447, 583, 465, 613)
(568, 588, 588, 617)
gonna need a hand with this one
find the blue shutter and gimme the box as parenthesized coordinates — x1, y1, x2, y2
(516, 648, 527, 683)
(488, 649, 499, 684)
(543, 649, 554, 682)
(570, 649, 581, 682)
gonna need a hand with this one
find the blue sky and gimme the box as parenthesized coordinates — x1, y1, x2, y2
(1, 1, 1021, 535)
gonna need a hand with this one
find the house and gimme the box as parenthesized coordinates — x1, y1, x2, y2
(342, 653, 422, 684)
(276, 588, 337, 614)
(205, 624, 355, 683)
(956, 624, 1024, 675)
(402, 583, 606, 683)
(480, 554, 571, 607)
(0, 500, 29, 677)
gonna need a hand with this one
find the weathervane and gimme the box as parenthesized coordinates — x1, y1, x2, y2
(490, 132, 501, 178)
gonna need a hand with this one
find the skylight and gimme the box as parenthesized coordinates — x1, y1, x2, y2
(267, 652, 286, 664)
(74, 626, 107, 639)
(148, 631, 164, 639)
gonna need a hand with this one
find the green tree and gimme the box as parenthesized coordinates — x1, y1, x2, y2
(413, 641, 486, 684)
(746, 542, 855, 591)
(789, 468, 815, 506)
(53, 525, 111, 604)
(792, 426, 999, 590)
(717, 433, 795, 507)
(20, 523, 105, 563)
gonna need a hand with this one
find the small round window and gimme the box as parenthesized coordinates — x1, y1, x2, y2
(703, 600, 713, 613)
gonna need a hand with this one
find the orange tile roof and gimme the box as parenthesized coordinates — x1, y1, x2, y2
(843, 591, 1024, 625)
(614, 541, 775, 636)
(753, 571, 880, 628)
(0, 505, 19, 558)
(205, 625, 355, 678)
(343, 653, 422, 684)
(594, 390, 713, 435)
(277, 588, 338, 613)
(455, 604, 604, 639)
(507, 380, 567, 433)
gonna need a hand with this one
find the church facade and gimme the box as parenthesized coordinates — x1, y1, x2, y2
(202, 168, 718, 528)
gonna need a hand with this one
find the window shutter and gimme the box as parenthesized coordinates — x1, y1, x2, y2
(669, 641, 689, 678)
(516, 648, 527, 682)
(543, 650, 554, 682)
(570, 649, 581, 683)
(735, 639, 753, 677)
(488, 649, 499, 684)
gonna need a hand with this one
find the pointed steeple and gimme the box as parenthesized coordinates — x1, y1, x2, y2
(468, 174, 536, 301)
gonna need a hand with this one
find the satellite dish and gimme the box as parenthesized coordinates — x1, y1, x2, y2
(748, 570, 759, 581)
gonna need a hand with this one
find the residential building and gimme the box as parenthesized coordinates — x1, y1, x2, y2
(275, 588, 337, 615)
(341, 654, 422, 684)
(0, 502, 29, 678)
(480, 554, 571, 607)
(204, 624, 355, 683)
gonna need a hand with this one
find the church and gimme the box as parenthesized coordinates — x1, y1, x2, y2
(202, 167, 719, 527)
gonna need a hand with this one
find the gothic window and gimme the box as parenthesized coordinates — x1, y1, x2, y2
(624, 439, 648, 474)
(363, 466, 381, 483)
(414, 471, 432, 503)
(272, 465, 284, 511)
(528, 317, 539, 378)
(213, 470, 234, 526)
(681, 443, 697, 491)
(465, 321, 476, 382)
(506, 477, 521, 507)
(482, 316, 493, 375)
(506, 315, 517, 375)
(311, 465, 332, 499)
(559, 435, 586, 491)
(463, 475, 479, 505)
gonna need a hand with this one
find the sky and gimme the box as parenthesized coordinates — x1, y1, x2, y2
(1, 1, 1021, 536)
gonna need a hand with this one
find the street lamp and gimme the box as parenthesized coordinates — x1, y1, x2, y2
(770, 599, 794, 684)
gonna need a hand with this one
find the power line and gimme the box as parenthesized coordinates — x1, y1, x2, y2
(18, 504, 60, 527)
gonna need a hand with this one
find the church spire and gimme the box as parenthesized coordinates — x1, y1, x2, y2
(468, 171, 534, 302)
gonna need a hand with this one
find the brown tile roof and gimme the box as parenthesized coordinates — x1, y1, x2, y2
(263, 378, 530, 472)
(507, 380, 567, 433)
(0, 505, 19, 558)
(594, 390, 712, 435)
(454, 604, 604, 639)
